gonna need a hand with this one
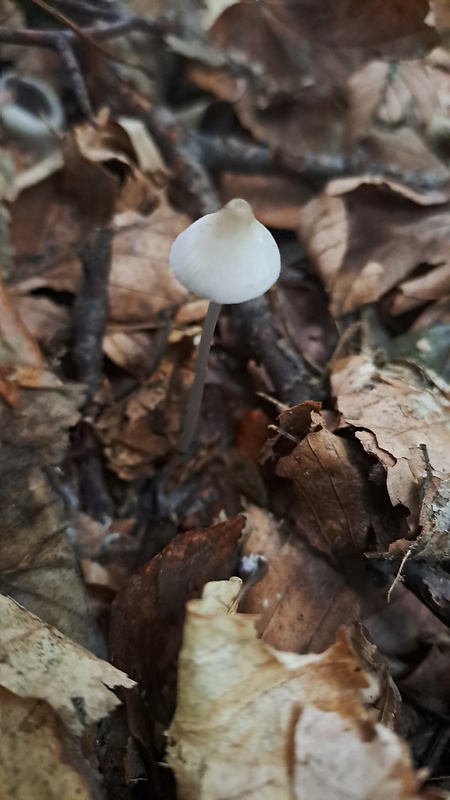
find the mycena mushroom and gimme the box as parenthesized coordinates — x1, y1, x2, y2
(169, 198, 281, 456)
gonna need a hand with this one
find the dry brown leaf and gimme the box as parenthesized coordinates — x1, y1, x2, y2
(391, 263, 450, 316)
(11, 294, 71, 351)
(95, 355, 178, 479)
(292, 705, 417, 800)
(0, 688, 102, 800)
(167, 579, 421, 800)
(0, 465, 98, 652)
(331, 352, 450, 531)
(0, 595, 135, 738)
(345, 57, 442, 145)
(0, 276, 44, 368)
(298, 183, 450, 317)
(102, 328, 160, 375)
(210, 0, 434, 97)
(108, 200, 189, 327)
(276, 423, 372, 558)
(0, 353, 99, 646)
(240, 505, 357, 653)
(114, 117, 168, 179)
(62, 111, 159, 224)
(110, 517, 244, 736)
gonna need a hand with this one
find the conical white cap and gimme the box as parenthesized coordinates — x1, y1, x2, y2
(169, 198, 281, 304)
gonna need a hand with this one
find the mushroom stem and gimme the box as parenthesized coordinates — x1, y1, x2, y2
(177, 301, 221, 456)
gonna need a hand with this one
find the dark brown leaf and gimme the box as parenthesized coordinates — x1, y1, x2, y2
(109, 516, 245, 729)
(240, 505, 358, 653)
(276, 424, 372, 558)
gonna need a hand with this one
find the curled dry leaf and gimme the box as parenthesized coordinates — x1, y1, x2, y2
(331, 352, 450, 534)
(297, 183, 450, 317)
(0, 595, 135, 738)
(0, 688, 103, 800)
(167, 579, 421, 800)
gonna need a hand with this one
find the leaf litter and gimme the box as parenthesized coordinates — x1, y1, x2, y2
(0, 0, 450, 798)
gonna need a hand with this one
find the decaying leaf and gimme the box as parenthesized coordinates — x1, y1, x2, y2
(0, 595, 135, 738)
(331, 352, 450, 534)
(0, 280, 96, 645)
(110, 517, 244, 729)
(240, 505, 357, 653)
(167, 579, 421, 800)
(297, 183, 450, 317)
(95, 353, 180, 479)
(0, 688, 102, 800)
(108, 198, 189, 329)
(276, 421, 372, 558)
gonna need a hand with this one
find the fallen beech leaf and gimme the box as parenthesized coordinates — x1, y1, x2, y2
(347, 622, 401, 731)
(293, 705, 417, 800)
(95, 355, 178, 479)
(110, 517, 244, 729)
(0, 688, 102, 800)
(0, 376, 101, 647)
(7, 176, 82, 294)
(0, 276, 44, 367)
(276, 424, 372, 558)
(240, 505, 357, 653)
(345, 58, 441, 146)
(114, 117, 168, 180)
(391, 263, 450, 316)
(108, 199, 189, 327)
(167, 579, 420, 800)
(211, 0, 434, 96)
(62, 111, 158, 225)
(102, 328, 159, 375)
(331, 352, 450, 530)
(11, 295, 71, 351)
(298, 183, 450, 317)
(0, 595, 135, 737)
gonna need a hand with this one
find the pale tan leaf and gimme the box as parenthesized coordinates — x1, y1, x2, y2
(0, 688, 101, 800)
(331, 353, 450, 527)
(0, 595, 135, 737)
(167, 579, 420, 800)
(298, 183, 450, 316)
(293, 706, 417, 800)
(109, 200, 189, 326)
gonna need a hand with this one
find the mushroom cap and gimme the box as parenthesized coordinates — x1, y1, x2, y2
(169, 198, 281, 304)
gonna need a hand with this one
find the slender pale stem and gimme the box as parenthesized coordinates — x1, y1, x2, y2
(177, 301, 221, 456)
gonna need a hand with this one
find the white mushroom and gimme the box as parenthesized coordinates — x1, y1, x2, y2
(169, 198, 281, 456)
